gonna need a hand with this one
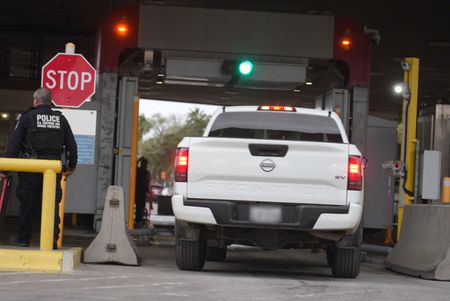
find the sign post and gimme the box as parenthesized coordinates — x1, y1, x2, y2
(41, 44, 96, 108)
(41, 43, 97, 248)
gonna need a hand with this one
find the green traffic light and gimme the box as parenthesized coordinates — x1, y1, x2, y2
(238, 60, 254, 76)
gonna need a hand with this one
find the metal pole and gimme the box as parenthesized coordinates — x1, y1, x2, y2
(384, 175, 395, 246)
(127, 96, 139, 229)
(56, 42, 74, 246)
(397, 57, 419, 239)
(40, 169, 57, 251)
(65, 42, 75, 54)
(57, 176, 67, 249)
(414, 140, 421, 204)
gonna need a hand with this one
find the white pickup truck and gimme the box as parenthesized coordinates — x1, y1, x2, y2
(172, 105, 364, 278)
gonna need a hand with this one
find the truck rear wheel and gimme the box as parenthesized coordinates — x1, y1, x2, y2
(206, 246, 227, 262)
(176, 237, 206, 271)
(330, 246, 360, 278)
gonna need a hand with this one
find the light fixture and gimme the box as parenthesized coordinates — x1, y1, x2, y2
(304, 74, 313, 86)
(156, 73, 165, 85)
(340, 38, 352, 50)
(339, 29, 353, 50)
(0, 113, 9, 120)
(114, 17, 129, 37)
(394, 84, 404, 94)
(393, 82, 410, 99)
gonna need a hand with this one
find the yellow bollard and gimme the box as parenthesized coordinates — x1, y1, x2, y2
(443, 177, 450, 203)
(127, 96, 139, 230)
(397, 58, 419, 239)
(40, 169, 57, 251)
(57, 176, 67, 249)
(71, 213, 77, 226)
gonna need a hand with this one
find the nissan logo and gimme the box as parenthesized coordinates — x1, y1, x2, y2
(260, 159, 276, 172)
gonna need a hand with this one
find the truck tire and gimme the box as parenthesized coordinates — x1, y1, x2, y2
(330, 246, 360, 278)
(176, 236, 206, 271)
(206, 246, 227, 262)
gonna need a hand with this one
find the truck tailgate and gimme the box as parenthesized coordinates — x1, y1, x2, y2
(186, 137, 349, 206)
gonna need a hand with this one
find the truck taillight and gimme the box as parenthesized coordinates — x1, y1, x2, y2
(257, 105, 296, 112)
(175, 147, 189, 182)
(348, 155, 362, 191)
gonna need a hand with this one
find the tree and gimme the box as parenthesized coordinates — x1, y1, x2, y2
(138, 114, 154, 155)
(140, 109, 211, 184)
(184, 108, 210, 137)
(138, 114, 153, 144)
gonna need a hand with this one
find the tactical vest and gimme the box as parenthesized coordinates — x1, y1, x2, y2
(22, 109, 65, 159)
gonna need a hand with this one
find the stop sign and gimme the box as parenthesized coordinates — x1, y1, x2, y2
(41, 53, 96, 108)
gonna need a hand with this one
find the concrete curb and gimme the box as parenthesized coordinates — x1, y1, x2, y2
(0, 247, 82, 272)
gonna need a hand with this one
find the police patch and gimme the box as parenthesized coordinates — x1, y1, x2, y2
(36, 114, 61, 129)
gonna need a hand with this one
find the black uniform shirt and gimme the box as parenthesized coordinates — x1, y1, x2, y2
(5, 104, 78, 170)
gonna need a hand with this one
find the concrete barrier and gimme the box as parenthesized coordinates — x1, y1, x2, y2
(386, 205, 450, 280)
(84, 186, 140, 265)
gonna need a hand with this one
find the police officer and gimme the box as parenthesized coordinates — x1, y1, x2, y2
(1, 88, 77, 249)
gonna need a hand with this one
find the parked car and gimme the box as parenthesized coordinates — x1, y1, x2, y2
(158, 186, 174, 215)
(149, 184, 163, 203)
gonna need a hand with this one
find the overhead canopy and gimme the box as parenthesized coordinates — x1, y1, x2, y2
(136, 6, 343, 106)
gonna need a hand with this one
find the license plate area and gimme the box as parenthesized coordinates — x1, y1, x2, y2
(249, 205, 282, 224)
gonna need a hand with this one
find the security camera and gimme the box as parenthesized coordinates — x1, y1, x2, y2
(400, 60, 410, 71)
(364, 26, 381, 46)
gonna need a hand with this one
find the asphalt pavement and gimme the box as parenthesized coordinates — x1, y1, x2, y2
(1, 239, 450, 301)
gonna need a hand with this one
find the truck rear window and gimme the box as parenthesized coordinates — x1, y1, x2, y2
(208, 111, 343, 143)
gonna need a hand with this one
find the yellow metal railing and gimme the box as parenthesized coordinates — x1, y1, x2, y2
(0, 158, 61, 251)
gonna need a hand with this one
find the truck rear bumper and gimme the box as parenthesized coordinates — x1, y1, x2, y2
(172, 195, 217, 225)
(172, 195, 361, 231)
(312, 202, 362, 231)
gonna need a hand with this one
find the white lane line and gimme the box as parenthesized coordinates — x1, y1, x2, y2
(158, 293, 190, 297)
(81, 282, 185, 290)
(295, 289, 379, 298)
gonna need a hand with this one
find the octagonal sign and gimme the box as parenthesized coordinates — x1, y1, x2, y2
(41, 53, 96, 108)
